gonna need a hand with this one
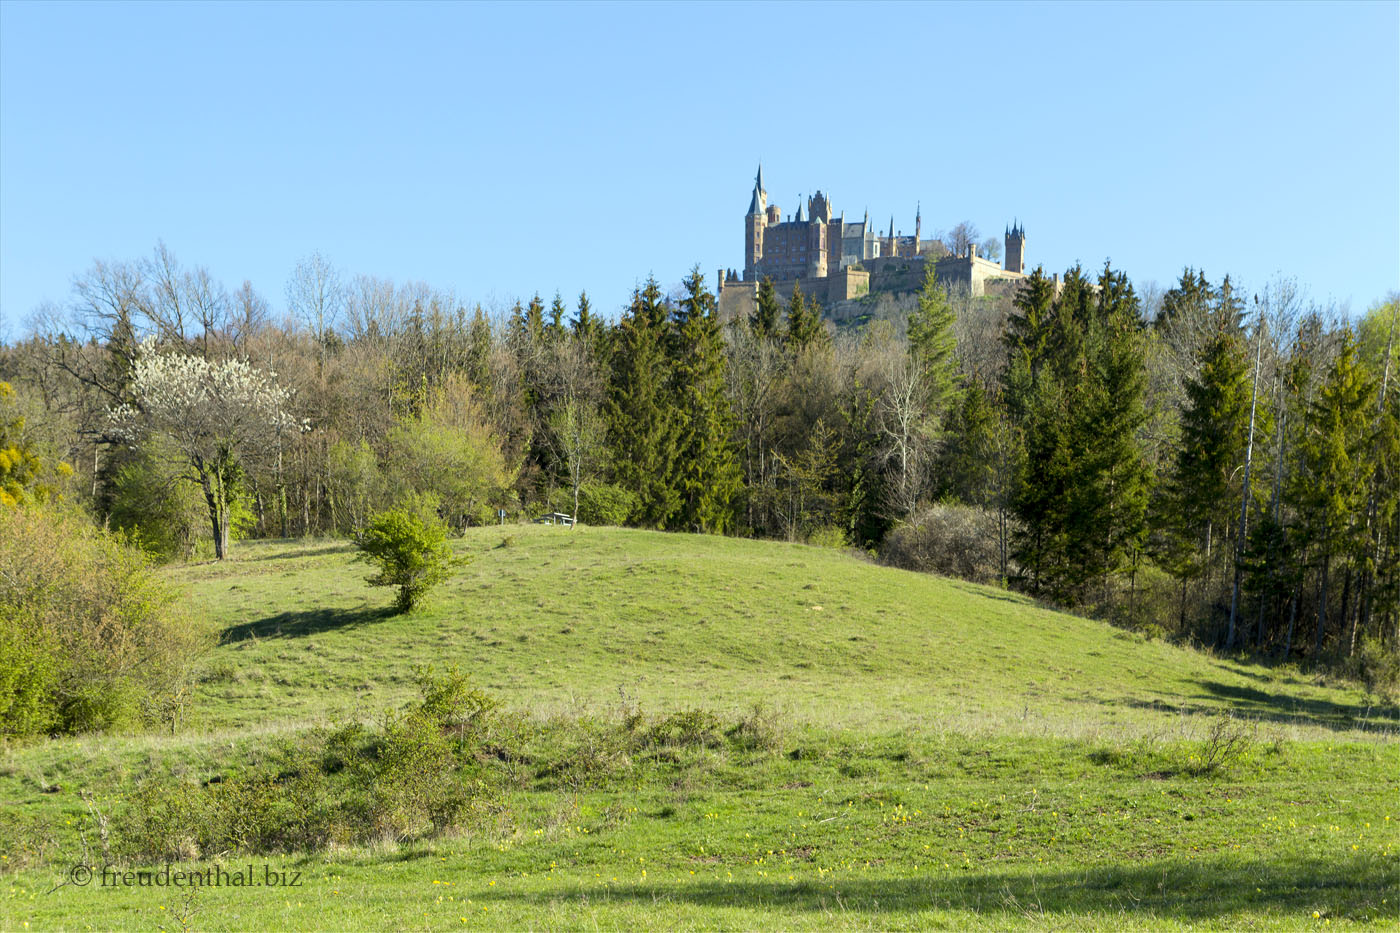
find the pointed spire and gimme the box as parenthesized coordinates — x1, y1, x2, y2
(747, 163, 767, 216)
(889, 215, 895, 239)
(794, 198, 804, 223)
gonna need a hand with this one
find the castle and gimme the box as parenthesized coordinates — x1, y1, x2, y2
(718, 165, 1030, 320)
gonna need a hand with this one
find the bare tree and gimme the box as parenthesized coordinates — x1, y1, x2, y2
(286, 251, 344, 375)
(541, 337, 605, 523)
(942, 221, 981, 257)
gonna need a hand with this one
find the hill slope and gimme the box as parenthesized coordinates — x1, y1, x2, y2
(3, 527, 1396, 930)
(180, 525, 1384, 739)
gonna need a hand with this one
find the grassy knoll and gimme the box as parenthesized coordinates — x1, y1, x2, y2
(2, 526, 1397, 930)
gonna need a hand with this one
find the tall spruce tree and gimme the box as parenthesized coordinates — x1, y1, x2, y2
(670, 268, 742, 533)
(908, 260, 961, 421)
(1288, 330, 1376, 659)
(1161, 329, 1252, 584)
(1006, 263, 1150, 606)
(752, 277, 781, 340)
(605, 278, 680, 527)
(785, 282, 825, 351)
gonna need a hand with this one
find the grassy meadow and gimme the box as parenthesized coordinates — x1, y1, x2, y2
(2, 525, 1397, 930)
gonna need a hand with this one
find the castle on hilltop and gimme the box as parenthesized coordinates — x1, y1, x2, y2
(718, 165, 1030, 320)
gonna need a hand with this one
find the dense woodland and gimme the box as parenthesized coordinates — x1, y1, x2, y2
(2, 243, 1397, 683)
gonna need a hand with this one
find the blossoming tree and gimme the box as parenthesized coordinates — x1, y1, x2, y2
(109, 346, 300, 559)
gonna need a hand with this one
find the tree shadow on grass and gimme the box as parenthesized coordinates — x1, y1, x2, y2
(231, 541, 359, 563)
(1113, 681, 1398, 734)
(1196, 679, 1398, 731)
(219, 605, 395, 643)
(471, 857, 1393, 923)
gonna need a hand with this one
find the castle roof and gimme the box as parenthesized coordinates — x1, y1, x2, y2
(747, 163, 766, 215)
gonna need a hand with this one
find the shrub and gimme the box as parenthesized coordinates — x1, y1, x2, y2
(577, 483, 638, 527)
(726, 702, 787, 752)
(122, 667, 496, 859)
(881, 503, 1007, 584)
(105, 436, 207, 562)
(0, 505, 205, 737)
(1353, 636, 1400, 704)
(646, 709, 724, 749)
(1184, 713, 1257, 777)
(805, 525, 848, 550)
(354, 508, 461, 613)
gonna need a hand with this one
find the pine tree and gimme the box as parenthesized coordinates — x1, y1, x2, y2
(571, 290, 606, 359)
(1006, 263, 1151, 607)
(1155, 267, 1215, 330)
(525, 294, 546, 345)
(670, 268, 742, 533)
(1002, 266, 1057, 423)
(752, 276, 781, 340)
(547, 292, 567, 343)
(1161, 329, 1252, 583)
(907, 259, 962, 423)
(784, 282, 825, 351)
(1288, 330, 1376, 659)
(604, 278, 680, 527)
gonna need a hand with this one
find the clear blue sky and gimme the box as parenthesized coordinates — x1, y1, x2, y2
(1, 0, 1396, 338)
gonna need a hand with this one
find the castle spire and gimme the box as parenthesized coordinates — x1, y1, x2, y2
(747, 163, 767, 217)
(889, 215, 894, 239)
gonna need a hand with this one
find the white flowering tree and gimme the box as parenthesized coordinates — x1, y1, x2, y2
(109, 346, 300, 559)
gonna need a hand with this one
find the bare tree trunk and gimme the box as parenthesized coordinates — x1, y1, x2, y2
(1228, 321, 1264, 651)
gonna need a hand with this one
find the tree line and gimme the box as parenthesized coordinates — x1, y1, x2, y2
(2, 242, 1396, 681)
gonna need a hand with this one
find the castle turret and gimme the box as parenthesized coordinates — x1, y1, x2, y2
(1004, 220, 1026, 274)
(745, 164, 767, 279)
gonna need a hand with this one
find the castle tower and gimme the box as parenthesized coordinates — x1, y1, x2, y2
(1004, 220, 1026, 274)
(744, 164, 767, 279)
(808, 217, 827, 278)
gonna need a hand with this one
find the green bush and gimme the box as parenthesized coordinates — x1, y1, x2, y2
(354, 508, 461, 613)
(577, 483, 638, 527)
(0, 505, 205, 737)
(1354, 636, 1400, 704)
(122, 667, 496, 859)
(805, 525, 848, 550)
(105, 437, 207, 562)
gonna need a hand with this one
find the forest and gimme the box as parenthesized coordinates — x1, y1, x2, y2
(2, 243, 1397, 687)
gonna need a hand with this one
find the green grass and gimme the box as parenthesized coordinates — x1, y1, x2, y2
(2, 526, 1397, 930)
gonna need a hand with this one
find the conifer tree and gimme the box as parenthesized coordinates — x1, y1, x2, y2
(784, 282, 825, 351)
(604, 278, 680, 527)
(1160, 329, 1252, 583)
(752, 276, 781, 340)
(524, 293, 546, 345)
(1288, 330, 1376, 659)
(670, 268, 742, 533)
(1006, 263, 1150, 606)
(907, 259, 961, 422)
(547, 292, 567, 343)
